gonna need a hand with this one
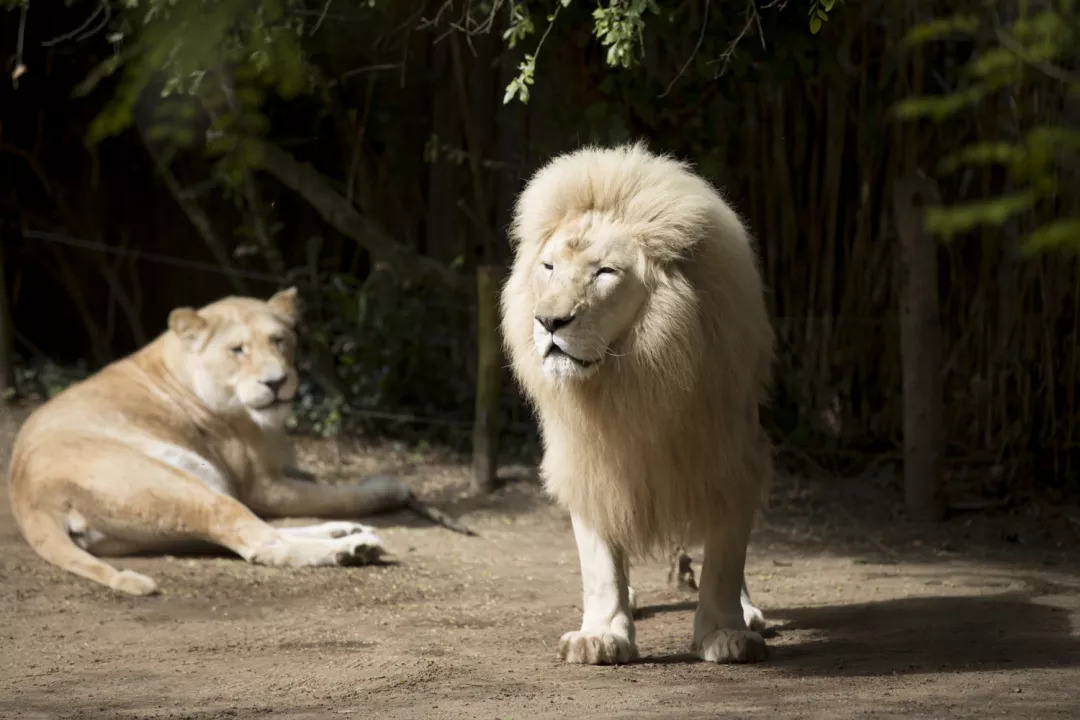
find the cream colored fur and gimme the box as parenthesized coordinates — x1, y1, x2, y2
(7, 288, 411, 596)
(501, 144, 775, 664)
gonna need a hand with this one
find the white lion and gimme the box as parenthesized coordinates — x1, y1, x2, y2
(501, 143, 774, 664)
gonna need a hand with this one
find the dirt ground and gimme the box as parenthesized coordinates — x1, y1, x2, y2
(2, 406, 1079, 720)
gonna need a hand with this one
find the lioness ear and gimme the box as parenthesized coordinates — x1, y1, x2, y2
(168, 307, 210, 346)
(267, 286, 300, 327)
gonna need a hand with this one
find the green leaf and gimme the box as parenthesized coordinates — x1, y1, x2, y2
(902, 15, 980, 47)
(1020, 218, 1080, 254)
(938, 142, 1025, 174)
(925, 190, 1039, 240)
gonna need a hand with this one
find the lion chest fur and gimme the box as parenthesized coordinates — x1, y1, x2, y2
(534, 355, 768, 556)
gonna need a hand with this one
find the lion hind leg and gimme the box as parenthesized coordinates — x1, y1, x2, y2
(16, 507, 158, 596)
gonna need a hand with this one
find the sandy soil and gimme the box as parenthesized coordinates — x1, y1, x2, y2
(1, 405, 1079, 719)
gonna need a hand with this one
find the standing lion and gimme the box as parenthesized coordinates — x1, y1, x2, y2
(500, 144, 774, 665)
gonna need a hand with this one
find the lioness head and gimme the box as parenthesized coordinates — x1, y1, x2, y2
(527, 211, 648, 381)
(165, 287, 301, 427)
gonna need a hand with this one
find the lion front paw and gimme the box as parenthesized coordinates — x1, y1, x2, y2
(558, 630, 637, 665)
(695, 629, 767, 664)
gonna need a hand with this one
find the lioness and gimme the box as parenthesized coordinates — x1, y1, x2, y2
(7, 288, 428, 596)
(501, 144, 774, 664)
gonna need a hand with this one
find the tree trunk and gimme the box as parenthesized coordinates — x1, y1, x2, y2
(0, 235, 14, 399)
(894, 176, 945, 522)
(472, 265, 502, 493)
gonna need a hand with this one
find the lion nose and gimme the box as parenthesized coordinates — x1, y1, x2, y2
(536, 314, 575, 333)
(262, 375, 287, 394)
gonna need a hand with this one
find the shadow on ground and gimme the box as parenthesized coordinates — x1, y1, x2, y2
(636, 590, 1078, 677)
(767, 591, 1079, 676)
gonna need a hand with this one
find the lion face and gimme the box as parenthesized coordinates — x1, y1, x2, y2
(167, 288, 301, 428)
(527, 212, 649, 382)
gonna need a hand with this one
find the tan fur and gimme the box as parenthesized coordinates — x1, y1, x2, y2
(7, 288, 411, 596)
(501, 143, 774, 558)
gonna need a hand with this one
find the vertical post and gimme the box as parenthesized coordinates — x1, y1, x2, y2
(0, 233, 14, 399)
(472, 265, 502, 493)
(894, 176, 946, 521)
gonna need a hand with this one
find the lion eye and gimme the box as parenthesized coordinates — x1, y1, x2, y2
(596, 266, 617, 276)
(230, 344, 246, 356)
(542, 262, 553, 271)
(270, 335, 285, 347)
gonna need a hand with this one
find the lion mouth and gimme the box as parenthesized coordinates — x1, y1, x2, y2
(253, 397, 292, 411)
(545, 345, 598, 369)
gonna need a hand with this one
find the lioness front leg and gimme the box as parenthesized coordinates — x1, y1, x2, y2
(560, 513, 637, 665)
(692, 515, 768, 663)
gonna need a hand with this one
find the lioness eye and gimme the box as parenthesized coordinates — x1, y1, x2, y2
(230, 344, 245, 355)
(542, 262, 553, 271)
(270, 335, 285, 347)
(596, 266, 617, 276)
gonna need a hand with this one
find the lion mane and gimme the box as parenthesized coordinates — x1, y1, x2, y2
(501, 143, 774, 556)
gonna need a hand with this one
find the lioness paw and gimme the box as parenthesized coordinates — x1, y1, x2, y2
(696, 629, 767, 664)
(559, 631, 637, 665)
(325, 521, 377, 538)
(110, 569, 158, 596)
(278, 521, 377, 539)
(331, 533, 385, 566)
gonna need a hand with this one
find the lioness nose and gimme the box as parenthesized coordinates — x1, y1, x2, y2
(536, 314, 575, 333)
(262, 375, 287, 394)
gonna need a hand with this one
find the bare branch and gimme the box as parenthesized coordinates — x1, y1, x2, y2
(12, 2, 28, 89)
(249, 141, 463, 287)
(41, 0, 111, 47)
(659, 0, 710, 99)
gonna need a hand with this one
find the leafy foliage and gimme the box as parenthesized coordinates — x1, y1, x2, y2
(897, 1, 1080, 253)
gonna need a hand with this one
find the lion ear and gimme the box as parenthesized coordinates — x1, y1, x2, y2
(168, 307, 210, 347)
(267, 286, 300, 327)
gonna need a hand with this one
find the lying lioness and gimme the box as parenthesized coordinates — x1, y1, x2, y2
(7, 288, 433, 596)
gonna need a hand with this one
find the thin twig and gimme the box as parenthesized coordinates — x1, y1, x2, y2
(659, 0, 710, 98)
(710, 0, 761, 79)
(310, 0, 334, 36)
(12, 2, 28, 88)
(41, 0, 110, 47)
(341, 63, 402, 80)
(19, 230, 282, 285)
